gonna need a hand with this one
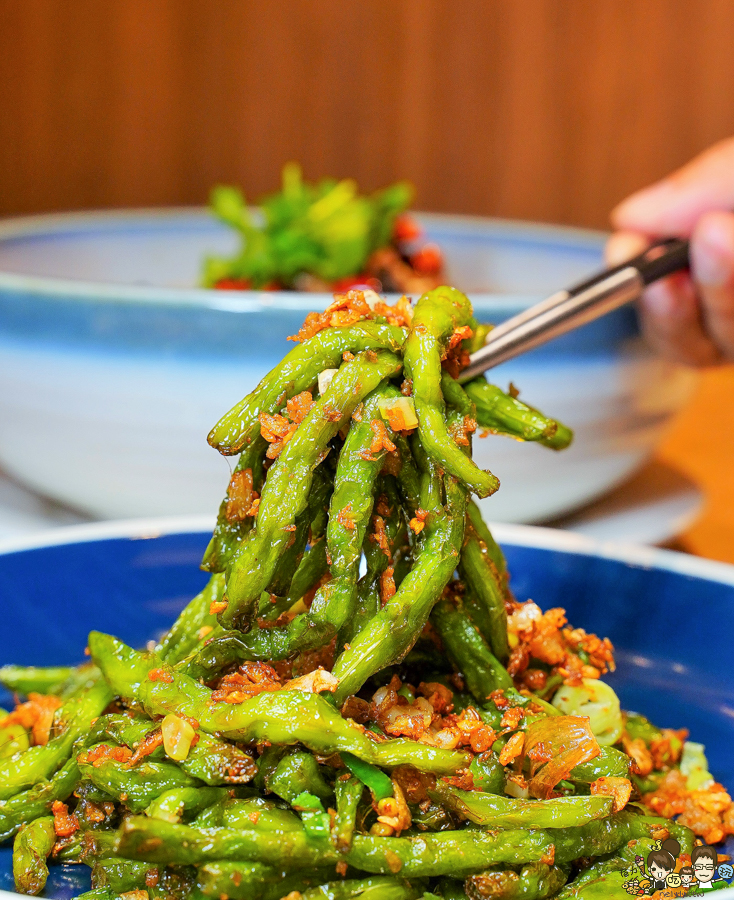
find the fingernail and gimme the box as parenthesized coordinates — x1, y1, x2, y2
(693, 218, 734, 287)
(613, 180, 676, 225)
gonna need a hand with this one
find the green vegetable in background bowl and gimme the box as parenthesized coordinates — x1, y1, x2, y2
(202, 162, 445, 293)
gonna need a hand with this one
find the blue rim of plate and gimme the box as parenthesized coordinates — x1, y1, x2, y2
(0, 208, 607, 312)
(2, 517, 732, 900)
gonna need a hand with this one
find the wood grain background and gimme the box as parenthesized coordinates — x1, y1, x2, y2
(3, 0, 734, 228)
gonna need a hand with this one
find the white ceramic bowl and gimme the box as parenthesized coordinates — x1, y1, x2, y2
(0, 209, 696, 523)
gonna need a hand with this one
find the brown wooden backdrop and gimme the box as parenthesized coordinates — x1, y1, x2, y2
(3, 0, 734, 228)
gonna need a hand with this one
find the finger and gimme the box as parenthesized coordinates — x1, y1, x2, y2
(612, 136, 734, 235)
(605, 231, 649, 267)
(637, 273, 721, 367)
(690, 210, 734, 360)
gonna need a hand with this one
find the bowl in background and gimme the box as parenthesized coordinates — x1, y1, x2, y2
(0, 517, 732, 899)
(0, 209, 696, 523)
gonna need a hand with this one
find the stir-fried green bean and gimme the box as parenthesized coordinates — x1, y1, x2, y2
(2, 285, 715, 900)
(12, 816, 55, 895)
(403, 288, 498, 497)
(464, 376, 573, 450)
(208, 321, 406, 454)
(222, 349, 402, 631)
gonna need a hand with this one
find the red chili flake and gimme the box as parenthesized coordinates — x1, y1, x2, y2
(225, 468, 256, 522)
(80, 744, 133, 768)
(209, 599, 229, 615)
(148, 668, 174, 684)
(286, 390, 315, 424)
(380, 566, 396, 605)
(409, 508, 428, 534)
(370, 515, 390, 557)
(128, 728, 164, 766)
(360, 419, 396, 461)
(51, 800, 79, 837)
(337, 503, 356, 532)
(500, 707, 525, 731)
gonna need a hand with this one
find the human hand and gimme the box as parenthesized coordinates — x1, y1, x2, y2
(607, 137, 734, 366)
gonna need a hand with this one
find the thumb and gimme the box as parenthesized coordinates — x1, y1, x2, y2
(612, 136, 734, 236)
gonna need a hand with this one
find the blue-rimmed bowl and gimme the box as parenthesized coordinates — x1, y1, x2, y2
(0, 518, 732, 899)
(0, 210, 696, 523)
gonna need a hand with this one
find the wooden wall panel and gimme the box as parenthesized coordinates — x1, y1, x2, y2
(3, 0, 734, 228)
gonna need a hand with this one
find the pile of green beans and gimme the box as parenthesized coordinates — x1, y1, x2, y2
(0, 287, 700, 899)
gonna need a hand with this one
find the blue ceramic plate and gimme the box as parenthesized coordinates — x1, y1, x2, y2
(1, 518, 732, 898)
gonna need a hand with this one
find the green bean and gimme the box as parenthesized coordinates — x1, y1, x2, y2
(116, 812, 690, 880)
(0, 665, 76, 696)
(332, 471, 468, 704)
(392, 433, 422, 514)
(267, 463, 331, 599)
(87, 714, 256, 786)
(0, 756, 80, 843)
(347, 829, 553, 877)
(222, 349, 403, 631)
(342, 476, 406, 646)
(12, 816, 55, 895)
(548, 811, 693, 865)
(299, 877, 427, 900)
(459, 523, 509, 661)
(208, 321, 407, 454)
(403, 287, 498, 497)
(570, 747, 630, 782)
(115, 814, 333, 868)
(266, 749, 333, 803)
(466, 500, 508, 587)
(74, 890, 115, 900)
(333, 775, 364, 851)
(431, 596, 512, 702)
(287, 536, 329, 604)
(157, 573, 224, 664)
(217, 381, 404, 658)
(91, 858, 157, 893)
(553, 863, 625, 898)
(465, 862, 569, 900)
(310, 384, 401, 624)
(145, 786, 230, 823)
(0, 678, 112, 801)
(431, 783, 613, 828)
(196, 860, 330, 900)
(201, 435, 267, 573)
(464, 377, 573, 450)
(114, 815, 550, 874)
(79, 744, 202, 812)
(220, 797, 302, 833)
(89, 632, 470, 775)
